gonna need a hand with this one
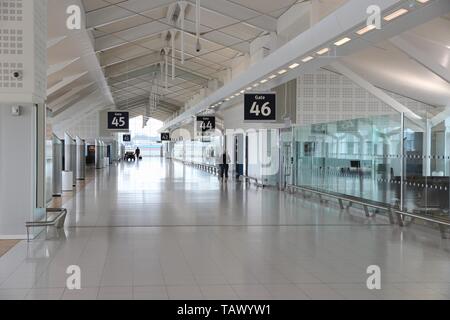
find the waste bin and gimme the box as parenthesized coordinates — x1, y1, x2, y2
(62, 171, 73, 192)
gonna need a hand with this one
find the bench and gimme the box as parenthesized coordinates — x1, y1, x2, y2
(25, 208, 67, 242)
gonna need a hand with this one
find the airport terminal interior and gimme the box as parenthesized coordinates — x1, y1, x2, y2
(1, 0, 450, 300)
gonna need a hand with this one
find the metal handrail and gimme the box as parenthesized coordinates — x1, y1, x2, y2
(26, 208, 67, 241)
(286, 184, 449, 238)
(240, 175, 265, 188)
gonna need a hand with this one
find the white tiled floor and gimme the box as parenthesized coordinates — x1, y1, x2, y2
(0, 158, 449, 300)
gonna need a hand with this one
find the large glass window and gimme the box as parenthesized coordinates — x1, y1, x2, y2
(291, 112, 450, 222)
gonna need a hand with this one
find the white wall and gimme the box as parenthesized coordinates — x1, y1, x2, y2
(0, 104, 42, 238)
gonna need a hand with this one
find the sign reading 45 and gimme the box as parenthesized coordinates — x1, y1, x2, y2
(107, 112, 129, 130)
(244, 93, 276, 122)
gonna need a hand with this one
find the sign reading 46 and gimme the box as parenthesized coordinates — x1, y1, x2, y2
(244, 93, 276, 122)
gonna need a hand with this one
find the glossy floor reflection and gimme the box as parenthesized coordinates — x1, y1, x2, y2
(0, 158, 449, 300)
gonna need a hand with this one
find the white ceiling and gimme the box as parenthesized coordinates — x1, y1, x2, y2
(79, 0, 300, 120)
(341, 14, 450, 108)
(47, 0, 450, 126)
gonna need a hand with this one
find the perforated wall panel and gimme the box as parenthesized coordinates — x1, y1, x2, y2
(0, 0, 47, 103)
(296, 70, 433, 125)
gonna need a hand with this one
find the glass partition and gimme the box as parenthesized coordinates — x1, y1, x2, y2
(291, 112, 450, 222)
(293, 114, 402, 206)
(172, 135, 222, 166)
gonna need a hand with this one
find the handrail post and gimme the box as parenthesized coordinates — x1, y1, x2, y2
(400, 112, 405, 212)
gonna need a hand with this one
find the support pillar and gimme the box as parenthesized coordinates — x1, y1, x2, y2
(0, 0, 48, 239)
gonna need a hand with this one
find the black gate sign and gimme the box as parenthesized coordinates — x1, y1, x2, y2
(123, 134, 131, 142)
(244, 92, 276, 122)
(161, 132, 171, 141)
(197, 116, 216, 132)
(107, 111, 129, 130)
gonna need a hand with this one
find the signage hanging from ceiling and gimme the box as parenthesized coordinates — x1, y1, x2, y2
(123, 134, 131, 142)
(107, 111, 129, 130)
(196, 116, 216, 132)
(337, 119, 358, 133)
(244, 92, 276, 122)
(161, 132, 171, 141)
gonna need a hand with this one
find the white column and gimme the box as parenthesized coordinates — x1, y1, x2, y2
(423, 119, 432, 177)
(445, 119, 450, 175)
(0, 0, 48, 239)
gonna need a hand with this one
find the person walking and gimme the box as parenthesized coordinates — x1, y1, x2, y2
(216, 150, 231, 181)
(135, 147, 141, 160)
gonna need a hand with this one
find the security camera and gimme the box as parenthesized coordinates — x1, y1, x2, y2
(195, 38, 202, 53)
(12, 71, 22, 80)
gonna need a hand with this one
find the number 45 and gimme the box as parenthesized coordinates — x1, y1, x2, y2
(112, 116, 125, 127)
(250, 102, 271, 117)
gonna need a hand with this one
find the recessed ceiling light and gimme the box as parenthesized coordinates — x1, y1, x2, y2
(246, 87, 252, 91)
(356, 24, 377, 35)
(446, 45, 450, 49)
(383, 8, 408, 21)
(230, 95, 235, 99)
(253, 83, 260, 87)
(269, 74, 277, 79)
(235, 92, 240, 96)
(260, 79, 268, 83)
(302, 56, 314, 62)
(240, 90, 245, 93)
(316, 48, 329, 55)
(416, 0, 430, 4)
(289, 63, 300, 69)
(334, 37, 351, 46)
(225, 98, 230, 101)
(278, 69, 287, 75)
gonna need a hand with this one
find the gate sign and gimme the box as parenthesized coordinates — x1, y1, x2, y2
(123, 134, 131, 142)
(311, 123, 328, 135)
(244, 92, 276, 122)
(197, 116, 215, 132)
(107, 111, 129, 130)
(161, 132, 171, 141)
(337, 119, 358, 133)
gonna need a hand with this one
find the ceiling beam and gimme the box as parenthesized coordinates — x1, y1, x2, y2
(86, 0, 276, 33)
(52, 84, 98, 117)
(185, 0, 277, 32)
(94, 19, 250, 53)
(86, 0, 174, 29)
(332, 62, 425, 128)
(47, 71, 88, 97)
(48, 82, 96, 111)
(161, 0, 450, 132)
(390, 33, 450, 84)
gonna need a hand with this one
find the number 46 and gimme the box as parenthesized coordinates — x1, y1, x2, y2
(250, 102, 271, 117)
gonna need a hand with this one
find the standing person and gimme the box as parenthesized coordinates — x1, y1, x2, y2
(216, 150, 231, 181)
(135, 147, 141, 160)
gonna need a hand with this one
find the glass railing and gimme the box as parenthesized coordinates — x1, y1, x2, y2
(290, 113, 450, 223)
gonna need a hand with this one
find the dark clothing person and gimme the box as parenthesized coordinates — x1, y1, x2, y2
(135, 148, 141, 159)
(221, 163, 229, 179)
(217, 152, 231, 180)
